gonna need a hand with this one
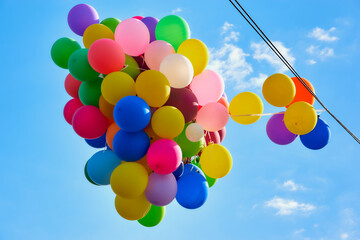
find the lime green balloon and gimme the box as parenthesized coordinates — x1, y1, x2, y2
(68, 48, 99, 82)
(121, 55, 140, 79)
(174, 123, 204, 157)
(192, 159, 217, 188)
(84, 162, 99, 186)
(155, 15, 190, 51)
(100, 17, 121, 33)
(51, 37, 81, 69)
(79, 77, 102, 107)
(138, 205, 165, 227)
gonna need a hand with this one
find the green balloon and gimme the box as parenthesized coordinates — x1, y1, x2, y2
(155, 15, 190, 51)
(100, 17, 121, 33)
(138, 205, 165, 227)
(174, 123, 205, 157)
(121, 55, 140, 79)
(51, 37, 81, 69)
(68, 48, 99, 82)
(79, 77, 102, 107)
(192, 158, 217, 188)
(84, 162, 99, 186)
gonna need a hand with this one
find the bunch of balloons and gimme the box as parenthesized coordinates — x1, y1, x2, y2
(52, 4, 234, 227)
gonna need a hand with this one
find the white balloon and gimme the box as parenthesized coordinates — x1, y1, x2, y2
(185, 123, 204, 142)
(159, 53, 194, 88)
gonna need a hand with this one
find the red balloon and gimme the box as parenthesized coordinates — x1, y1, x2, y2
(165, 88, 199, 123)
(133, 55, 149, 72)
(218, 127, 226, 143)
(63, 98, 83, 125)
(132, 16, 144, 20)
(72, 105, 109, 139)
(205, 131, 220, 145)
(88, 39, 125, 74)
(64, 73, 82, 99)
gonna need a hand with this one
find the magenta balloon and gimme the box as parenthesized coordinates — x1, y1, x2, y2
(147, 139, 182, 174)
(145, 173, 177, 206)
(67, 4, 99, 36)
(63, 98, 83, 125)
(141, 17, 159, 43)
(164, 88, 199, 123)
(196, 102, 229, 131)
(218, 127, 226, 143)
(266, 113, 298, 145)
(205, 131, 220, 145)
(144, 40, 175, 71)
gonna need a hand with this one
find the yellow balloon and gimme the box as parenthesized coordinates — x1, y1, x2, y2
(83, 24, 114, 49)
(110, 162, 148, 199)
(284, 101, 318, 135)
(99, 95, 114, 120)
(200, 144, 232, 179)
(262, 73, 295, 107)
(135, 70, 171, 107)
(229, 92, 263, 125)
(101, 72, 136, 105)
(177, 39, 209, 76)
(115, 194, 151, 221)
(151, 106, 185, 139)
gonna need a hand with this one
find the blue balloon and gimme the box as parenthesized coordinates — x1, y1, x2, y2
(183, 163, 205, 179)
(84, 162, 99, 185)
(300, 118, 330, 150)
(172, 162, 184, 180)
(176, 172, 208, 209)
(85, 132, 107, 148)
(113, 96, 151, 132)
(86, 150, 122, 185)
(113, 129, 150, 161)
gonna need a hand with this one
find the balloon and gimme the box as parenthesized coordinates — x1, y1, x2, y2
(84, 162, 99, 185)
(172, 162, 184, 180)
(133, 16, 144, 20)
(266, 113, 298, 145)
(218, 127, 226, 143)
(72, 105, 109, 139)
(300, 118, 330, 150)
(151, 106, 185, 139)
(229, 92, 263, 125)
(99, 95, 114, 120)
(67, 4, 99, 36)
(64, 73, 82, 99)
(177, 39, 209, 76)
(85, 132, 107, 148)
(160, 54, 194, 88)
(133, 55, 149, 71)
(174, 123, 205, 158)
(144, 173, 177, 206)
(185, 123, 204, 142)
(51, 37, 81, 69)
(144, 40, 175, 71)
(200, 144, 232, 179)
(205, 131, 220, 145)
(113, 130, 150, 162)
(284, 101, 317, 135)
(141, 17, 159, 43)
(114, 194, 150, 221)
(135, 70, 170, 107)
(192, 161, 217, 188)
(138, 205, 165, 227)
(83, 24, 114, 48)
(88, 39, 126, 74)
(287, 77, 315, 107)
(147, 139, 182, 174)
(101, 72, 136, 105)
(68, 48, 99, 82)
(106, 122, 120, 150)
(262, 73, 295, 107)
(100, 17, 121, 33)
(63, 98, 83, 125)
(217, 96, 229, 112)
(86, 150, 122, 185)
(115, 18, 150, 56)
(121, 55, 140, 79)
(136, 156, 152, 175)
(144, 125, 161, 144)
(113, 96, 151, 132)
(78, 77, 102, 107)
(164, 88, 199, 122)
(110, 162, 149, 199)
(189, 70, 224, 106)
(155, 15, 190, 51)
(196, 102, 229, 131)
(183, 164, 206, 179)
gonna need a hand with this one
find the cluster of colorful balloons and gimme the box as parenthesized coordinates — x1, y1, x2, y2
(52, 4, 234, 227)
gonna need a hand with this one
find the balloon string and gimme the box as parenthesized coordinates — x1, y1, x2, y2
(229, 109, 326, 117)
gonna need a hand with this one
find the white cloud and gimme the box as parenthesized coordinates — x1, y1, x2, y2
(250, 41, 295, 73)
(293, 228, 305, 235)
(265, 196, 316, 215)
(341, 233, 349, 239)
(171, 7, 182, 14)
(306, 45, 334, 60)
(282, 180, 306, 191)
(308, 27, 338, 42)
(306, 59, 317, 65)
(222, 22, 234, 34)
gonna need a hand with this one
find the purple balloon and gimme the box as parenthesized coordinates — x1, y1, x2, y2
(266, 113, 298, 145)
(68, 4, 99, 36)
(165, 88, 199, 123)
(145, 173, 177, 206)
(141, 17, 159, 43)
(218, 127, 226, 143)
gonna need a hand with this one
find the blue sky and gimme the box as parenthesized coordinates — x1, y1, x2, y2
(1, 0, 360, 239)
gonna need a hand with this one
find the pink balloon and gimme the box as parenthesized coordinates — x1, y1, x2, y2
(196, 102, 229, 131)
(147, 139, 182, 174)
(72, 105, 109, 139)
(132, 16, 143, 20)
(64, 73, 81, 99)
(115, 18, 150, 56)
(63, 98, 83, 125)
(190, 70, 224, 106)
(144, 173, 177, 206)
(144, 40, 175, 71)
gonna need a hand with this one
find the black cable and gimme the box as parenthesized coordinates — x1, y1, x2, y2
(228, 0, 360, 144)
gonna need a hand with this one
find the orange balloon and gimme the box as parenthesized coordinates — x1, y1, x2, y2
(106, 122, 120, 149)
(217, 96, 229, 112)
(137, 156, 153, 175)
(287, 77, 315, 107)
(99, 95, 115, 120)
(144, 126, 161, 144)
